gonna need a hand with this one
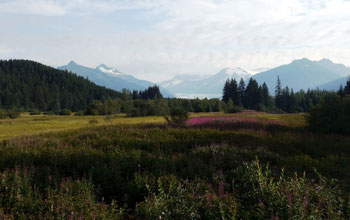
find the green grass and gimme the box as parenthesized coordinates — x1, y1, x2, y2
(0, 112, 306, 140)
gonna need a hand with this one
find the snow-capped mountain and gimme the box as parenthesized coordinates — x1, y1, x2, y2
(58, 61, 173, 97)
(96, 64, 124, 77)
(159, 67, 251, 98)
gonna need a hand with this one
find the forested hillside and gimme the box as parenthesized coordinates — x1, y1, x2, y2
(0, 60, 121, 111)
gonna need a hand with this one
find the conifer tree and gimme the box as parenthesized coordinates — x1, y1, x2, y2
(245, 78, 259, 109)
(344, 79, 350, 95)
(238, 78, 246, 107)
(222, 79, 231, 103)
(338, 85, 345, 98)
(230, 79, 240, 105)
(275, 76, 284, 110)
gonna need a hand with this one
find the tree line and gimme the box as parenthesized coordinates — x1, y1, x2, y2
(222, 76, 337, 113)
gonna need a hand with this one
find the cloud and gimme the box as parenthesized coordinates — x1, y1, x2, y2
(1, 0, 350, 81)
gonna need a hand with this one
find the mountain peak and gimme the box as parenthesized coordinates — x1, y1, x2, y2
(318, 58, 334, 64)
(68, 61, 78, 66)
(218, 67, 251, 78)
(96, 64, 124, 76)
(292, 58, 312, 64)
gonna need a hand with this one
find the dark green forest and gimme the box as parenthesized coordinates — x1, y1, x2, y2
(0, 60, 121, 111)
(222, 76, 350, 113)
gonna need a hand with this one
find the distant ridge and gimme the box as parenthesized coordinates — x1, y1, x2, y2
(317, 76, 350, 91)
(58, 62, 173, 97)
(159, 67, 251, 98)
(254, 58, 350, 92)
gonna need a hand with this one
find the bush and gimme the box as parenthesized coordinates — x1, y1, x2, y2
(43, 111, 55, 115)
(59, 109, 72, 115)
(307, 94, 350, 134)
(137, 175, 237, 219)
(224, 99, 243, 113)
(74, 110, 85, 116)
(0, 109, 7, 119)
(8, 111, 20, 119)
(164, 107, 189, 125)
(29, 110, 41, 115)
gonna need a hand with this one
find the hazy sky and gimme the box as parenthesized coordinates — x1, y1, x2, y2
(1, 0, 350, 82)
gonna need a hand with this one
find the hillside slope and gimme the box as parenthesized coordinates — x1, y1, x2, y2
(0, 60, 121, 111)
(254, 58, 350, 92)
(58, 62, 173, 97)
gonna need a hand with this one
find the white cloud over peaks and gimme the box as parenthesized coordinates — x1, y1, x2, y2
(1, 0, 350, 81)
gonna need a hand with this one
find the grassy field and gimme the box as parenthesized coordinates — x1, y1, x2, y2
(2, 111, 348, 219)
(0, 111, 306, 140)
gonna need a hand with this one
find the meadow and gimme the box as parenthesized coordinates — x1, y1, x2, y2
(0, 112, 349, 219)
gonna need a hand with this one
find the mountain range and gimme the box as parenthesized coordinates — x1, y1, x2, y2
(58, 62, 173, 97)
(159, 58, 350, 98)
(58, 58, 350, 99)
(254, 58, 350, 92)
(159, 67, 251, 98)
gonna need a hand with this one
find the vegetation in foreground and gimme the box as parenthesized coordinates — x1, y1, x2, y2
(0, 113, 349, 219)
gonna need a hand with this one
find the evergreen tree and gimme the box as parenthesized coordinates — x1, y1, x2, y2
(275, 76, 284, 110)
(222, 79, 231, 103)
(238, 78, 246, 107)
(338, 85, 345, 98)
(344, 79, 350, 95)
(244, 78, 259, 109)
(230, 79, 240, 106)
(261, 82, 270, 107)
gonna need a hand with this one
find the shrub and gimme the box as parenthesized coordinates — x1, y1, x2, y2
(164, 107, 189, 125)
(0, 109, 7, 119)
(8, 111, 20, 119)
(59, 109, 72, 115)
(137, 175, 237, 220)
(307, 94, 350, 134)
(74, 110, 85, 116)
(224, 99, 243, 113)
(29, 110, 41, 115)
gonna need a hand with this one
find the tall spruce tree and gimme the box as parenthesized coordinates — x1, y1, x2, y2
(238, 78, 246, 107)
(230, 79, 240, 106)
(338, 85, 345, 98)
(222, 79, 231, 103)
(244, 78, 259, 109)
(275, 76, 284, 110)
(344, 79, 350, 95)
(261, 82, 270, 107)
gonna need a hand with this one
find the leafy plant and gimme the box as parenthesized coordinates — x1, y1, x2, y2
(164, 107, 189, 125)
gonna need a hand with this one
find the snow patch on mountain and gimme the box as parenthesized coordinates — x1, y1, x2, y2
(96, 64, 124, 77)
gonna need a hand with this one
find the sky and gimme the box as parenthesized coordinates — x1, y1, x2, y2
(1, 0, 350, 82)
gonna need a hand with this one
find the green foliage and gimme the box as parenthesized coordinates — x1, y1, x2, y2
(0, 59, 121, 112)
(0, 115, 350, 217)
(138, 175, 237, 220)
(74, 110, 85, 116)
(0, 109, 7, 119)
(59, 108, 72, 115)
(307, 93, 350, 134)
(133, 85, 163, 99)
(223, 77, 274, 112)
(164, 107, 189, 125)
(0, 167, 124, 219)
(86, 99, 119, 116)
(224, 99, 243, 113)
(29, 110, 41, 115)
(235, 159, 345, 219)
